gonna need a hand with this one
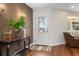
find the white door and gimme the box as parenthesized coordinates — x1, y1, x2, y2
(35, 16, 49, 45)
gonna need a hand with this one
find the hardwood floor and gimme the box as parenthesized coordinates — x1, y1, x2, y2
(23, 45, 79, 56)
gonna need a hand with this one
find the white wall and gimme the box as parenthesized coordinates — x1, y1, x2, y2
(33, 8, 79, 46)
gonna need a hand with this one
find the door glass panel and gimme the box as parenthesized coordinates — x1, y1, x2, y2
(38, 16, 48, 32)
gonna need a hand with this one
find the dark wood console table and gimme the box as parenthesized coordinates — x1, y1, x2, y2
(0, 38, 26, 56)
(0, 32, 30, 56)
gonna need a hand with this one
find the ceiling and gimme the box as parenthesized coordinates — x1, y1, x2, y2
(26, 3, 79, 12)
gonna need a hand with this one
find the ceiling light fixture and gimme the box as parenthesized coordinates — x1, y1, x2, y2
(71, 6, 75, 8)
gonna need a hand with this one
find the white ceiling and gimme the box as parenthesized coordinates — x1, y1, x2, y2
(26, 3, 79, 12)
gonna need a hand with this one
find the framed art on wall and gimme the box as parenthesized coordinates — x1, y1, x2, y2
(68, 16, 79, 31)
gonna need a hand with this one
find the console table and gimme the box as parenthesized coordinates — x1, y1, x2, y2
(0, 38, 26, 56)
(0, 32, 30, 56)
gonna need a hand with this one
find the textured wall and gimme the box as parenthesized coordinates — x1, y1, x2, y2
(0, 3, 33, 55)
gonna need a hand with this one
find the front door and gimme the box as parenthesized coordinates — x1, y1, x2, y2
(36, 16, 49, 45)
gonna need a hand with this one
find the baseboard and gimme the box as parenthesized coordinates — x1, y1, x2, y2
(29, 43, 35, 46)
(49, 42, 65, 46)
(31, 42, 65, 46)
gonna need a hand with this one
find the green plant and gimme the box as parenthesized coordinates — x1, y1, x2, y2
(9, 17, 17, 28)
(18, 16, 25, 28)
(9, 16, 25, 31)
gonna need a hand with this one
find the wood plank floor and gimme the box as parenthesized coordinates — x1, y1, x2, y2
(23, 45, 79, 56)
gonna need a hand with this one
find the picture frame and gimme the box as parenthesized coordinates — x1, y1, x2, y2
(69, 17, 79, 31)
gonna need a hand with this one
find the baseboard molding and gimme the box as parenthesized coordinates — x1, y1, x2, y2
(30, 43, 35, 46)
(49, 42, 65, 46)
(31, 42, 65, 46)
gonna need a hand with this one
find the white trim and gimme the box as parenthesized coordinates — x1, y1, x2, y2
(31, 42, 65, 46)
(49, 42, 65, 46)
(29, 43, 35, 46)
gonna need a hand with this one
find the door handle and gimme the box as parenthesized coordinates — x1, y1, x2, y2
(47, 29, 48, 32)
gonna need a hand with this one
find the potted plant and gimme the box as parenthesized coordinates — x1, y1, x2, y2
(9, 16, 25, 31)
(9, 16, 26, 38)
